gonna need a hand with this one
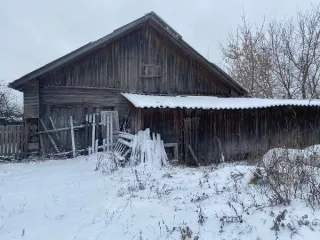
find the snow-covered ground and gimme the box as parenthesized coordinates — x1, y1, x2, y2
(1, 154, 320, 240)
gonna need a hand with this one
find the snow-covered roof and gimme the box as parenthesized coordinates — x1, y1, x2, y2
(122, 93, 320, 110)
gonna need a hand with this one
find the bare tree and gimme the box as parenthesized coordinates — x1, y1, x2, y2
(0, 81, 22, 122)
(221, 4, 320, 99)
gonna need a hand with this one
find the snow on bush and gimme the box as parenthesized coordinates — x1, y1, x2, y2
(250, 145, 320, 208)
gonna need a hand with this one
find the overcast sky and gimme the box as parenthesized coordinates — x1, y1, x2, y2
(1, 0, 319, 89)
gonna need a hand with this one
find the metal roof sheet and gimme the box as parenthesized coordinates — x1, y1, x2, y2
(122, 93, 320, 110)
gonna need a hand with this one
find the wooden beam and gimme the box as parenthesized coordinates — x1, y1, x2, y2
(49, 117, 60, 141)
(188, 144, 200, 166)
(91, 114, 96, 153)
(40, 119, 60, 153)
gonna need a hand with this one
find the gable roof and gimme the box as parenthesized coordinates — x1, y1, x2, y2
(8, 12, 248, 95)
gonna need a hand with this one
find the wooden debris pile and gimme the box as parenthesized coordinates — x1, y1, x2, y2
(113, 128, 168, 167)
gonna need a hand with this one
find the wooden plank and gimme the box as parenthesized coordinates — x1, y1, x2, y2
(37, 125, 85, 134)
(39, 134, 45, 156)
(103, 139, 106, 152)
(4, 125, 8, 155)
(91, 114, 96, 153)
(95, 112, 100, 152)
(183, 118, 191, 165)
(110, 112, 113, 152)
(84, 114, 89, 152)
(95, 139, 98, 153)
(106, 112, 110, 151)
(12, 125, 17, 154)
(118, 138, 132, 147)
(49, 116, 60, 141)
(8, 125, 12, 155)
(40, 119, 60, 153)
(118, 133, 134, 140)
(23, 122, 28, 158)
(70, 116, 76, 157)
(188, 144, 200, 166)
(0, 126, 3, 155)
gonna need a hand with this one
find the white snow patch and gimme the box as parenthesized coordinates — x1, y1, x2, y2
(0, 156, 319, 239)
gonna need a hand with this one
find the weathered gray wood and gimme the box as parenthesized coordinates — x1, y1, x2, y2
(37, 125, 85, 134)
(23, 80, 39, 118)
(49, 117, 60, 141)
(0, 125, 25, 157)
(70, 116, 76, 157)
(40, 119, 60, 153)
(84, 114, 89, 152)
(91, 114, 96, 153)
(39, 134, 45, 156)
(0, 126, 4, 155)
(188, 144, 200, 166)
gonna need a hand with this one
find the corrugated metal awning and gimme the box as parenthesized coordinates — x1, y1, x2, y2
(122, 93, 320, 110)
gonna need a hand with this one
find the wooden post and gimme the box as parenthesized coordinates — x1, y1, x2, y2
(88, 146, 92, 155)
(95, 139, 98, 153)
(103, 139, 106, 152)
(106, 112, 110, 152)
(70, 116, 76, 157)
(84, 114, 89, 154)
(92, 114, 96, 153)
(95, 113, 99, 151)
(39, 134, 46, 156)
(110, 112, 113, 152)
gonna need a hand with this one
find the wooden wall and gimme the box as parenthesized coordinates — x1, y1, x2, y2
(23, 80, 39, 118)
(37, 24, 242, 96)
(141, 106, 320, 165)
(20, 21, 247, 154)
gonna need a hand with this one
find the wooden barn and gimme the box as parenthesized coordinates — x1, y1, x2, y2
(8, 12, 320, 164)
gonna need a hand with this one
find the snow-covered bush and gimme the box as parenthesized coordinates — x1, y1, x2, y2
(95, 153, 118, 174)
(253, 146, 320, 208)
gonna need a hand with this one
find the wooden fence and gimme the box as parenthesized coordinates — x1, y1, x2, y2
(38, 111, 119, 157)
(0, 125, 25, 157)
(0, 111, 122, 159)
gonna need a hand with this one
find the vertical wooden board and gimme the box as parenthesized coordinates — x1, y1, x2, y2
(91, 113, 96, 152)
(12, 125, 17, 154)
(9, 125, 13, 155)
(17, 125, 21, 154)
(183, 118, 191, 165)
(23, 121, 28, 157)
(96, 112, 101, 147)
(84, 114, 89, 151)
(3, 125, 8, 155)
(0, 126, 3, 155)
(70, 116, 76, 157)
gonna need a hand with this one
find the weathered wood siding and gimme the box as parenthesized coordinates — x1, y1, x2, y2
(23, 80, 39, 118)
(141, 107, 320, 165)
(38, 24, 240, 96)
(32, 23, 243, 155)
